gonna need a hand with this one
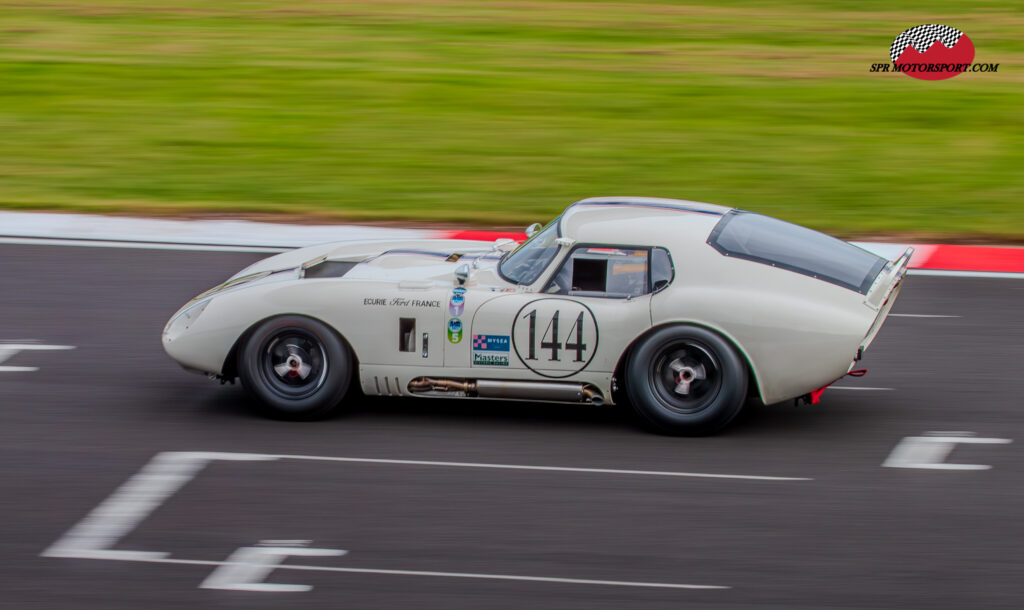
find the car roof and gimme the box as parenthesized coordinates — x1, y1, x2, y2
(560, 197, 734, 247)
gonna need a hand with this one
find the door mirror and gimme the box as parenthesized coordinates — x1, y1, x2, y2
(455, 263, 470, 285)
(525, 223, 543, 238)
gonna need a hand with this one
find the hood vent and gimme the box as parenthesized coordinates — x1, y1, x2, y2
(302, 260, 359, 279)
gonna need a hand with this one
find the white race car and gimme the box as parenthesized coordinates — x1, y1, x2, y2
(163, 197, 910, 434)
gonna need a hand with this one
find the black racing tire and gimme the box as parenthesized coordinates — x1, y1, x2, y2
(625, 325, 748, 435)
(237, 315, 353, 420)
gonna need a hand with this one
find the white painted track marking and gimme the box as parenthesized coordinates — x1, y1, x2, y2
(0, 210, 428, 248)
(43, 450, 745, 591)
(883, 433, 1012, 470)
(0, 343, 75, 373)
(0, 343, 76, 351)
(200, 543, 348, 592)
(909, 269, 1024, 279)
(889, 314, 961, 318)
(44, 451, 809, 560)
(268, 454, 812, 481)
(0, 236, 286, 253)
(43, 452, 274, 559)
(829, 387, 893, 391)
(110, 554, 729, 590)
(0, 210, 1021, 279)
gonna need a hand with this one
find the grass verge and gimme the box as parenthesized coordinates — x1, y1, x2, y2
(0, 1, 1021, 238)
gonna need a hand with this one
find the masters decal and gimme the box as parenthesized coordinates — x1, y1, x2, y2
(472, 334, 510, 367)
(473, 353, 509, 366)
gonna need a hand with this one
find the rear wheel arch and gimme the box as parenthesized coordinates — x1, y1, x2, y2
(614, 322, 763, 405)
(619, 323, 751, 435)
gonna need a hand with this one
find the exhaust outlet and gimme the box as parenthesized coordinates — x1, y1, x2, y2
(408, 377, 604, 404)
(475, 379, 585, 402)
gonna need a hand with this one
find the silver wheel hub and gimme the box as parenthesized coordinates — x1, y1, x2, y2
(668, 358, 706, 396)
(273, 345, 313, 380)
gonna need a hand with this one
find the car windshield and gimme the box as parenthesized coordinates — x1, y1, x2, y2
(499, 219, 561, 285)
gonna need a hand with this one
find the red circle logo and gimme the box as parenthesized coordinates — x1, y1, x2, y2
(891, 24, 975, 80)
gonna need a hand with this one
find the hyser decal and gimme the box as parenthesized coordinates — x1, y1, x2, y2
(447, 318, 463, 344)
(472, 334, 510, 367)
(512, 299, 598, 378)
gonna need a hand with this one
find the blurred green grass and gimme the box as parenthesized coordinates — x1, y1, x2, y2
(0, 1, 1022, 237)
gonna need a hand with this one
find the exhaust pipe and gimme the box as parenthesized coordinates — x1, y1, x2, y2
(408, 377, 604, 404)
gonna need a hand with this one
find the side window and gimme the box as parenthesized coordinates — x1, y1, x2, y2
(544, 247, 650, 298)
(651, 247, 674, 293)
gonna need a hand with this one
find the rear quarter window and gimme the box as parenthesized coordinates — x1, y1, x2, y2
(707, 211, 886, 294)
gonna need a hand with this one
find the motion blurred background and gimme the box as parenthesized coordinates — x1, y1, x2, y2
(0, 0, 1020, 237)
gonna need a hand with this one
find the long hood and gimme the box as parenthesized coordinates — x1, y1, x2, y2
(230, 238, 501, 280)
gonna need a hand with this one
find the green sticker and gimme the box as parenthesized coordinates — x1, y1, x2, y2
(447, 318, 463, 344)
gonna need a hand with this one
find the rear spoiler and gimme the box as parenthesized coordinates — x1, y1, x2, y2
(860, 247, 913, 352)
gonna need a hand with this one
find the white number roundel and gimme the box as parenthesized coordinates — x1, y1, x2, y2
(512, 298, 599, 378)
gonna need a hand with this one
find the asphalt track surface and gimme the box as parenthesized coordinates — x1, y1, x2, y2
(2, 243, 1022, 609)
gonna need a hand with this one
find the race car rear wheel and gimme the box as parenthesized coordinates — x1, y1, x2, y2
(625, 325, 747, 435)
(238, 315, 353, 419)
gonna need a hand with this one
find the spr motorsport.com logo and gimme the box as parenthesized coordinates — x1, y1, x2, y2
(870, 24, 998, 80)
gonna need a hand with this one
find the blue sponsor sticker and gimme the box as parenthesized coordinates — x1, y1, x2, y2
(472, 334, 510, 352)
(449, 293, 465, 316)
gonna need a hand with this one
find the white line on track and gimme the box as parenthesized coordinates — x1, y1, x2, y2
(0, 343, 75, 373)
(43, 448, 810, 563)
(909, 269, 1024, 279)
(269, 454, 812, 481)
(829, 387, 894, 391)
(0, 236, 287, 253)
(75, 554, 729, 590)
(883, 434, 1012, 470)
(0, 343, 77, 351)
(890, 314, 961, 318)
(45, 451, 748, 592)
(2, 233, 1023, 279)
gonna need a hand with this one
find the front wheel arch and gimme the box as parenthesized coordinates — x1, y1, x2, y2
(222, 313, 360, 381)
(234, 314, 358, 419)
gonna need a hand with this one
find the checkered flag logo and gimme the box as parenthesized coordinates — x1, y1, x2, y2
(473, 335, 486, 349)
(890, 24, 963, 63)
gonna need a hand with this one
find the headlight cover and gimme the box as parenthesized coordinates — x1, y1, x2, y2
(163, 299, 211, 342)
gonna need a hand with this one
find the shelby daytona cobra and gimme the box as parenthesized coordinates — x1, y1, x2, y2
(163, 197, 910, 434)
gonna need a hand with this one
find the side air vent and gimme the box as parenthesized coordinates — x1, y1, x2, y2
(303, 260, 359, 279)
(399, 318, 416, 352)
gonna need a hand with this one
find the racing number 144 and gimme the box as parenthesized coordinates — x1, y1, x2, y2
(522, 309, 587, 362)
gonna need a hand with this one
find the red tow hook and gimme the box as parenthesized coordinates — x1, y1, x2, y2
(807, 369, 868, 404)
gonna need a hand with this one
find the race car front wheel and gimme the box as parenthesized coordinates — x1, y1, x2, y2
(238, 315, 353, 419)
(625, 325, 747, 435)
